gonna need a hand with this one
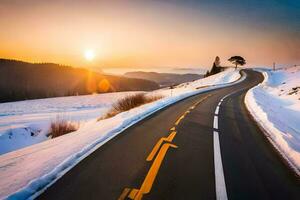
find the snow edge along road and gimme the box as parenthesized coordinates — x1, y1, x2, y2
(244, 69, 300, 177)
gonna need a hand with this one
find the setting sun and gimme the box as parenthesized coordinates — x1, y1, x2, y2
(84, 50, 95, 61)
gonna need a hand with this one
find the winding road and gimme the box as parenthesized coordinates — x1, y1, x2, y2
(38, 70, 300, 200)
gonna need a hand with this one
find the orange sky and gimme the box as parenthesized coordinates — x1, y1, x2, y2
(0, 0, 299, 70)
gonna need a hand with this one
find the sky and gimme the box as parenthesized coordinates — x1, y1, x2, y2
(0, 0, 299, 71)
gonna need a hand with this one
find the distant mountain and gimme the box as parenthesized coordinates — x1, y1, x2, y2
(125, 71, 203, 87)
(0, 59, 159, 102)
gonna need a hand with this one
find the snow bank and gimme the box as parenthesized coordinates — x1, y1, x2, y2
(245, 66, 300, 175)
(0, 68, 241, 199)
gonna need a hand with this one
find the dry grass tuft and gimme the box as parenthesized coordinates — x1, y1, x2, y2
(99, 93, 163, 120)
(49, 118, 79, 138)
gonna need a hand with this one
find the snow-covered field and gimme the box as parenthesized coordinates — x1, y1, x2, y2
(0, 92, 138, 155)
(245, 66, 300, 175)
(0, 68, 241, 199)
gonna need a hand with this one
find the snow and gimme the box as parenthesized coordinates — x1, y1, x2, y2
(245, 66, 300, 175)
(0, 68, 241, 199)
(0, 92, 138, 155)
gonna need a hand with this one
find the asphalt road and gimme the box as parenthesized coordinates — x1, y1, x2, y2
(38, 70, 300, 200)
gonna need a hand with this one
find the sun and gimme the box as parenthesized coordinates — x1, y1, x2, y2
(84, 50, 95, 61)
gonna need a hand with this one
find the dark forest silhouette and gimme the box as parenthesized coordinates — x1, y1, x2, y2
(0, 59, 159, 102)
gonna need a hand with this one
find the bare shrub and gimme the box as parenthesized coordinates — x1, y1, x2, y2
(49, 118, 79, 138)
(99, 93, 163, 120)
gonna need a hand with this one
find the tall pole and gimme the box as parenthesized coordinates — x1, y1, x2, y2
(273, 62, 275, 71)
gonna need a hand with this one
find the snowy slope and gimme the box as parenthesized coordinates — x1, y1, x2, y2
(0, 92, 138, 155)
(0, 68, 241, 199)
(245, 66, 300, 175)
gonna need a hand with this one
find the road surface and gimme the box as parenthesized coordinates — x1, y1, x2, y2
(38, 70, 300, 200)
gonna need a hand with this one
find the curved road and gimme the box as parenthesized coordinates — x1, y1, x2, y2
(38, 70, 300, 200)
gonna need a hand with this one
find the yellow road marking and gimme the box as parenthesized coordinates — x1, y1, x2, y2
(118, 188, 131, 200)
(175, 115, 185, 125)
(175, 95, 212, 126)
(128, 189, 139, 199)
(190, 94, 211, 109)
(133, 143, 178, 200)
(118, 94, 213, 200)
(146, 131, 176, 161)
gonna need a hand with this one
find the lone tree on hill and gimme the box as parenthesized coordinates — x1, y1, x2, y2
(228, 56, 246, 69)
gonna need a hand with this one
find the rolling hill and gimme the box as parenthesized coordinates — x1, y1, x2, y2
(125, 71, 203, 87)
(0, 59, 159, 102)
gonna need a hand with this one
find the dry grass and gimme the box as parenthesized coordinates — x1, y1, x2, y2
(99, 93, 163, 120)
(49, 118, 79, 138)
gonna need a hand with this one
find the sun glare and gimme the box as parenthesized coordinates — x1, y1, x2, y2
(84, 50, 95, 61)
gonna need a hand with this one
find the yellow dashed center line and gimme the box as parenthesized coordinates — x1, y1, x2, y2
(175, 95, 211, 126)
(146, 131, 176, 161)
(118, 188, 131, 200)
(130, 143, 178, 200)
(118, 94, 212, 200)
(175, 115, 185, 125)
(128, 189, 139, 199)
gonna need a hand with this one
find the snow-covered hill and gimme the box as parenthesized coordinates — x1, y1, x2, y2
(0, 68, 241, 199)
(246, 66, 300, 175)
